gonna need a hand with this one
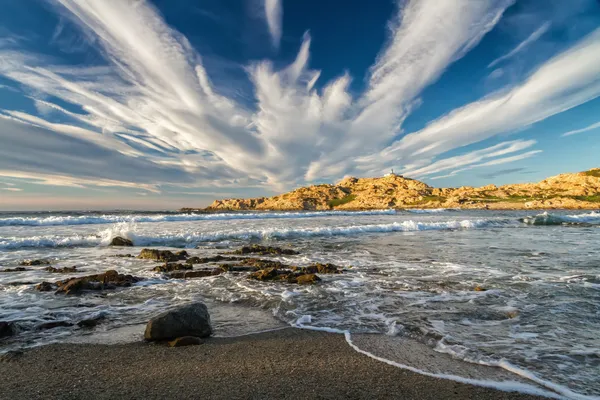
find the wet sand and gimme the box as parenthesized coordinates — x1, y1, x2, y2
(0, 328, 549, 400)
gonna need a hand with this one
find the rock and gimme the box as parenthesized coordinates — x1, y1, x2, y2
(144, 302, 212, 341)
(35, 282, 55, 292)
(138, 249, 188, 262)
(112, 254, 135, 258)
(168, 269, 222, 279)
(0, 321, 16, 338)
(54, 270, 142, 295)
(153, 263, 192, 273)
(37, 321, 74, 330)
(168, 336, 204, 347)
(474, 286, 487, 292)
(44, 266, 77, 273)
(109, 236, 133, 246)
(230, 245, 299, 256)
(296, 274, 321, 284)
(186, 255, 236, 264)
(77, 315, 105, 328)
(248, 267, 279, 281)
(218, 264, 258, 273)
(19, 259, 50, 266)
(294, 263, 343, 274)
(0, 267, 28, 273)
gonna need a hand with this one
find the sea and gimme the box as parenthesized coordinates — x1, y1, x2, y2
(1, 209, 599, 398)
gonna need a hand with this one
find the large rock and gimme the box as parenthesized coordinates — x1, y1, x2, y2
(0, 321, 16, 338)
(144, 302, 212, 341)
(52, 270, 142, 295)
(110, 236, 134, 246)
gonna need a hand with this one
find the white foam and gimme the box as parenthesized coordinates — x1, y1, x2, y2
(292, 321, 587, 399)
(0, 218, 504, 249)
(407, 208, 457, 213)
(0, 209, 397, 227)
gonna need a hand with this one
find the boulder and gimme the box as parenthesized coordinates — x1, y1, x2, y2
(0, 321, 16, 338)
(110, 236, 134, 246)
(144, 302, 212, 341)
(138, 249, 188, 262)
(168, 336, 204, 347)
(44, 266, 77, 273)
(296, 274, 321, 284)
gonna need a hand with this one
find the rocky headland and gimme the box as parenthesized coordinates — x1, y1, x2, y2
(193, 168, 600, 211)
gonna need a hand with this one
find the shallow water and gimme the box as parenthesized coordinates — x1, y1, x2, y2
(0, 209, 599, 397)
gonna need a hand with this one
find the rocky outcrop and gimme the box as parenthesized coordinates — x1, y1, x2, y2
(153, 263, 192, 273)
(35, 270, 142, 295)
(168, 269, 223, 279)
(138, 249, 188, 262)
(198, 169, 600, 211)
(144, 302, 212, 341)
(0, 267, 28, 273)
(110, 236, 133, 246)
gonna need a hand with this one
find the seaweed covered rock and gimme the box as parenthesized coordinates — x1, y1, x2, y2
(109, 236, 134, 246)
(138, 249, 188, 262)
(229, 245, 299, 256)
(53, 270, 142, 295)
(145, 302, 212, 341)
(44, 266, 77, 273)
(153, 263, 192, 273)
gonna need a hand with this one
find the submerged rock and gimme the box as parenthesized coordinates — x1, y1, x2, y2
(0, 267, 28, 273)
(153, 263, 192, 273)
(77, 315, 106, 328)
(296, 274, 321, 284)
(19, 259, 50, 266)
(53, 270, 142, 295)
(111, 254, 135, 258)
(168, 336, 204, 347)
(168, 269, 222, 279)
(186, 255, 237, 264)
(0, 321, 16, 338)
(138, 249, 188, 262)
(229, 245, 299, 256)
(144, 302, 212, 341)
(110, 236, 134, 246)
(292, 263, 344, 274)
(35, 282, 55, 292)
(37, 321, 74, 330)
(44, 266, 77, 273)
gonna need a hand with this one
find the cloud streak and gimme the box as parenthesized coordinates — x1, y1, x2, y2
(488, 21, 551, 68)
(561, 121, 600, 137)
(264, 0, 283, 48)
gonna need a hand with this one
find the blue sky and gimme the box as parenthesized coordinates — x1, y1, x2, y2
(0, 0, 599, 210)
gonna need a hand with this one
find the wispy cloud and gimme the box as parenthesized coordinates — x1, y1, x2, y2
(374, 27, 600, 173)
(488, 21, 551, 68)
(561, 121, 600, 137)
(264, 0, 283, 49)
(2, 187, 23, 192)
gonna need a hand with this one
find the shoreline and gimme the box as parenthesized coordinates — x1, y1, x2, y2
(0, 327, 552, 400)
(180, 205, 600, 212)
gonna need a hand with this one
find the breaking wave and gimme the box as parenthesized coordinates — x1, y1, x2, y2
(520, 211, 600, 226)
(0, 210, 397, 227)
(0, 218, 504, 250)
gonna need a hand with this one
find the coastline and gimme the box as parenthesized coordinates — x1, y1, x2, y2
(0, 327, 551, 400)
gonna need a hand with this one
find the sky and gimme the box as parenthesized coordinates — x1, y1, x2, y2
(0, 0, 599, 211)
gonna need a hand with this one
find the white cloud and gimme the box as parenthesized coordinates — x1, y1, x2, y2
(264, 0, 283, 49)
(561, 121, 600, 137)
(1, 0, 598, 199)
(488, 21, 551, 68)
(2, 187, 23, 192)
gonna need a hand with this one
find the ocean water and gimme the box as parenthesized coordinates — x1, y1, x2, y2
(1, 209, 599, 397)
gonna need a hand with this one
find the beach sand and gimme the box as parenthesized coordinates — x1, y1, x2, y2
(0, 328, 548, 400)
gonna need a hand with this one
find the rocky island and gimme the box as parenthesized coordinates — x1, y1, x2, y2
(188, 169, 600, 211)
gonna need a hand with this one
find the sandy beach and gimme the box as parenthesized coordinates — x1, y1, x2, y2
(0, 328, 549, 400)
